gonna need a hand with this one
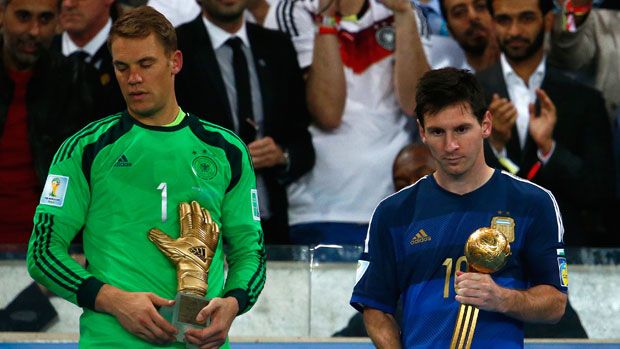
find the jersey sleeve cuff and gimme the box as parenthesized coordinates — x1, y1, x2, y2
(350, 295, 396, 315)
(77, 276, 105, 310)
(224, 288, 249, 315)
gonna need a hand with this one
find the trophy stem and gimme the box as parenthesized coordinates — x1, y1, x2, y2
(449, 304, 480, 349)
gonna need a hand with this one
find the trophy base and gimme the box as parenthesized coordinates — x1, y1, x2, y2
(159, 292, 210, 345)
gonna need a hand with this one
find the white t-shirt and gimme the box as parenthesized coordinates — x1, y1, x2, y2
(265, 0, 411, 224)
(422, 34, 472, 71)
(148, 0, 201, 27)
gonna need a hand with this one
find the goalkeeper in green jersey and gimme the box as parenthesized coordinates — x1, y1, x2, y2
(26, 6, 265, 349)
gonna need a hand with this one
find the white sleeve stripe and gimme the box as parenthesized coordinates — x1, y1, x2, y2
(275, 1, 286, 33)
(288, 0, 300, 37)
(276, 0, 301, 37)
(500, 171, 565, 242)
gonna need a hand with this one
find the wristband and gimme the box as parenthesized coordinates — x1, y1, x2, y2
(318, 26, 338, 35)
(571, 2, 592, 16)
(341, 14, 358, 22)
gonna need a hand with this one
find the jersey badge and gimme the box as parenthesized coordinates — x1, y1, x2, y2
(113, 154, 132, 167)
(251, 189, 260, 221)
(491, 216, 515, 242)
(557, 257, 569, 287)
(375, 25, 395, 51)
(192, 155, 217, 180)
(410, 229, 431, 245)
(40, 175, 70, 207)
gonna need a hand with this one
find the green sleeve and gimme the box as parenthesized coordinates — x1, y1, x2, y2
(220, 139, 266, 315)
(26, 140, 103, 310)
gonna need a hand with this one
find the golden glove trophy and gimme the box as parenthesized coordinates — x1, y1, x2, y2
(148, 201, 220, 342)
(449, 227, 511, 349)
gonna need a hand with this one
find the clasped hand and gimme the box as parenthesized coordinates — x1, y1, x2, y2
(454, 271, 508, 313)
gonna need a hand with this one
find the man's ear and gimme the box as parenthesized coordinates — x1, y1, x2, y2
(481, 110, 492, 138)
(417, 119, 427, 143)
(544, 10, 554, 33)
(171, 50, 183, 75)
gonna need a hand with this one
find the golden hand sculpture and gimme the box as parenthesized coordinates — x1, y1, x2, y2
(148, 201, 220, 296)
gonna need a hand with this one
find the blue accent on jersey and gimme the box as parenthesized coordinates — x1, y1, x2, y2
(351, 170, 566, 349)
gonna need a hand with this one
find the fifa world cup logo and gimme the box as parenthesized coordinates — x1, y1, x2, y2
(50, 178, 61, 197)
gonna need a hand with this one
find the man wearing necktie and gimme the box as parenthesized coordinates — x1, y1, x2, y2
(51, 0, 125, 117)
(176, 0, 315, 245)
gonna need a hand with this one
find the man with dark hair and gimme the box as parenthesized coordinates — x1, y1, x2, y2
(392, 143, 435, 191)
(175, 0, 315, 245)
(51, 0, 125, 117)
(436, 0, 499, 71)
(27, 6, 265, 348)
(351, 67, 568, 348)
(477, 0, 614, 246)
(0, 0, 99, 245)
(0, 0, 101, 332)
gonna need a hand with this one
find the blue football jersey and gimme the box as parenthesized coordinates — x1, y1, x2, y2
(351, 170, 568, 349)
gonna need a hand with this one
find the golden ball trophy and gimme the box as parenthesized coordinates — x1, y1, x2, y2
(449, 227, 511, 349)
(148, 201, 220, 343)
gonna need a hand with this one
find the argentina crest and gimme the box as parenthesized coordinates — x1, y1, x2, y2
(491, 216, 515, 243)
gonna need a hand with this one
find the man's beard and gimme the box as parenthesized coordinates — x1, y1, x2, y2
(457, 22, 488, 57)
(500, 29, 545, 62)
(205, 3, 245, 23)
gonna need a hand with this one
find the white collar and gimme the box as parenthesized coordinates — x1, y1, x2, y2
(500, 53, 546, 87)
(201, 15, 250, 50)
(61, 18, 112, 57)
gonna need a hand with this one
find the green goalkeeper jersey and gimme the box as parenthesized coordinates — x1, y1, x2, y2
(26, 110, 266, 348)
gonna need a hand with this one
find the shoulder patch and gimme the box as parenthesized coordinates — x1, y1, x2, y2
(40, 175, 70, 207)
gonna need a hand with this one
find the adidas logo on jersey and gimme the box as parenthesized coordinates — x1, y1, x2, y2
(114, 154, 132, 167)
(410, 229, 432, 245)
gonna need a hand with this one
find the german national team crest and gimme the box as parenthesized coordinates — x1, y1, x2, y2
(192, 156, 217, 180)
(491, 216, 515, 242)
(375, 25, 395, 51)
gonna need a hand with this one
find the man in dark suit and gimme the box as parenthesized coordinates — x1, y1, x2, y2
(51, 0, 124, 117)
(477, 0, 614, 245)
(477, 0, 613, 339)
(175, 0, 314, 245)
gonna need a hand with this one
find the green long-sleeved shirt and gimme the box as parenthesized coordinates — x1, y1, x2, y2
(27, 111, 266, 348)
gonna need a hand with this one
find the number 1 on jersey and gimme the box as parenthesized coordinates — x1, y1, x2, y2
(157, 182, 167, 222)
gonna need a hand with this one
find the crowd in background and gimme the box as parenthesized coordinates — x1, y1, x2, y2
(1, 1, 620, 249)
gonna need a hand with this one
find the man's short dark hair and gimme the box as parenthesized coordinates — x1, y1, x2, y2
(486, 0, 553, 16)
(414, 68, 486, 127)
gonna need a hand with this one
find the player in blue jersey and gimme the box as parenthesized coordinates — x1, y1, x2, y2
(350, 68, 568, 349)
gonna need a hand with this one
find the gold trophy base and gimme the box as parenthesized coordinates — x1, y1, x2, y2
(159, 292, 210, 344)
